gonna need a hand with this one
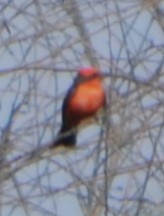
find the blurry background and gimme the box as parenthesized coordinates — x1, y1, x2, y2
(0, 0, 164, 215)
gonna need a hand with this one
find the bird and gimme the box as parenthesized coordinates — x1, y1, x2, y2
(51, 67, 106, 148)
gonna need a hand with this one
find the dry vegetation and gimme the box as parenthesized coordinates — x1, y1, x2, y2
(0, 0, 164, 215)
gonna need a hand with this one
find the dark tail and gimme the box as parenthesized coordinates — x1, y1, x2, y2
(50, 126, 76, 148)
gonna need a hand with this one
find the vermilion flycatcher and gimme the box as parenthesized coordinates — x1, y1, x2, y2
(51, 67, 106, 148)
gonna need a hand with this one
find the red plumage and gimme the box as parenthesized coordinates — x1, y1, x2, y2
(51, 67, 106, 148)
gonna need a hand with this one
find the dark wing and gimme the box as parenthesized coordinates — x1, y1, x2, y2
(61, 85, 75, 128)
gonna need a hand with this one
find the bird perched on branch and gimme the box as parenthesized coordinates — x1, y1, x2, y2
(51, 67, 106, 148)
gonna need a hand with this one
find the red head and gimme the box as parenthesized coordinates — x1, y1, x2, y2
(78, 67, 100, 77)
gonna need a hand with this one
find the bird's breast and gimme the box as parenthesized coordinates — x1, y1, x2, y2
(68, 80, 105, 121)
